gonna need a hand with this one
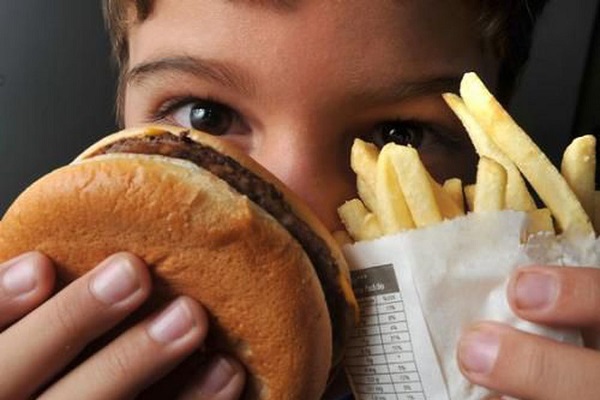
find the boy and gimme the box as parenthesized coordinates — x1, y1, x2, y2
(2, 0, 600, 399)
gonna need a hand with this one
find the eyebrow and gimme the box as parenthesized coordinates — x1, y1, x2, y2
(127, 55, 462, 104)
(227, 0, 298, 11)
(126, 56, 256, 97)
(349, 76, 462, 105)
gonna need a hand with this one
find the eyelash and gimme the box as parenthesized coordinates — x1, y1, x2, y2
(149, 95, 461, 151)
(366, 119, 463, 151)
(150, 95, 226, 122)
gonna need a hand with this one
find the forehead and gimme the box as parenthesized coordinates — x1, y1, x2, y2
(130, 1, 478, 60)
(127, 0, 485, 104)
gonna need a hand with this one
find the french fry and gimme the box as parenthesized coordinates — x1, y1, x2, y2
(429, 178, 464, 219)
(351, 139, 380, 212)
(561, 135, 596, 219)
(356, 177, 378, 213)
(459, 72, 594, 235)
(338, 199, 383, 241)
(473, 157, 506, 212)
(526, 208, 555, 236)
(383, 144, 442, 228)
(340, 74, 596, 242)
(375, 145, 416, 234)
(464, 184, 476, 212)
(443, 92, 536, 212)
(443, 178, 465, 214)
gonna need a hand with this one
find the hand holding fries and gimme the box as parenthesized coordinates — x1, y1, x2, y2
(339, 72, 597, 242)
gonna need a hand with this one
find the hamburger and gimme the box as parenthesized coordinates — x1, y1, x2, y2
(0, 125, 358, 399)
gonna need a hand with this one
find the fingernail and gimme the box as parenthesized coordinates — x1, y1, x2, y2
(196, 356, 238, 395)
(2, 254, 38, 296)
(514, 271, 558, 310)
(459, 328, 499, 375)
(90, 255, 141, 304)
(148, 299, 195, 344)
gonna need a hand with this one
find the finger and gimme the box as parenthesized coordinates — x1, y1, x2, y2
(40, 297, 208, 400)
(458, 322, 600, 400)
(179, 355, 246, 400)
(507, 265, 600, 327)
(0, 252, 151, 399)
(0, 252, 55, 328)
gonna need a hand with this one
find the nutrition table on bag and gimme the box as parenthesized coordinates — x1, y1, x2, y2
(346, 264, 427, 400)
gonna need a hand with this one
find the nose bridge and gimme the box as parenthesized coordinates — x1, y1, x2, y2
(252, 123, 356, 230)
(258, 125, 333, 193)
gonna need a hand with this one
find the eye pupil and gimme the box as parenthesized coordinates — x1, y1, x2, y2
(191, 107, 207, 120)
(189, 102, 231, 136)
(373, 122, 424, 148)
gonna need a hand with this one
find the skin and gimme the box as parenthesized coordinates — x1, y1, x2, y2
(2, 0, 600, 399)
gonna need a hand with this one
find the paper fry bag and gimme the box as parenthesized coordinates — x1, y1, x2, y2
(342, 211, 596, 400)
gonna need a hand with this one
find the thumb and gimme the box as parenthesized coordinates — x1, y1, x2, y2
(180, 355, 246, 400)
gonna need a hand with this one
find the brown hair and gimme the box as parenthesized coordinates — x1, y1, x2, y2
(102, 0, 549, 119)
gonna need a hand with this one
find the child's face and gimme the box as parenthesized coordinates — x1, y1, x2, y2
(124, 0, 493, 231)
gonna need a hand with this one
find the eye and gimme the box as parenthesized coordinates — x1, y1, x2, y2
(370, 121, 427, 148)
(168, 99, 241, 136)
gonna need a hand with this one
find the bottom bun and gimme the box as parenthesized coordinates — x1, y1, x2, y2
(0, 154, 332, 399)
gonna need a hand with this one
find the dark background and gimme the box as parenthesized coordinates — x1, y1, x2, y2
(0, 0, 599, 213)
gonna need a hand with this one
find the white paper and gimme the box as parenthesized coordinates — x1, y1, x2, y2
(342, 211, 598, 400)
